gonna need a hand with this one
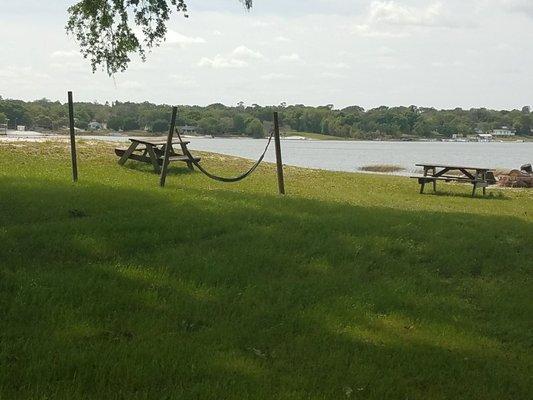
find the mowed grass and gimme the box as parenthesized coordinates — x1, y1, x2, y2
(283, 131, 347, 140)
(0, 140, 532, 400)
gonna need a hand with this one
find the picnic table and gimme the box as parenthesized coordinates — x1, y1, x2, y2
(115, 137, 200, 173)
(412, 163, 496, 197)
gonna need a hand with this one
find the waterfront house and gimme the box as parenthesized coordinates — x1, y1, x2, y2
(491, 126, 515, 136)
(179, 125, 198, 135)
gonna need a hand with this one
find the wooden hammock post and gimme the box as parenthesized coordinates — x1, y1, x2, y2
(273, 112, 285, 195)
(160, 106, 178, 187)
(67, 91, 78, 182)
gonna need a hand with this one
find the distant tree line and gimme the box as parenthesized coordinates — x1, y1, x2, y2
(0, 96, 531, 139)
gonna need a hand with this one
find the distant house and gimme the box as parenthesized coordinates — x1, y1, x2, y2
(17, 125, 26, 131)
(491, 126, 515, 136)
(88, 121, 102, 131)
(179, 125, 198, 135)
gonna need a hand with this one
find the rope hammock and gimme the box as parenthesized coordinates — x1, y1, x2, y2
(175, 129, 275, 183)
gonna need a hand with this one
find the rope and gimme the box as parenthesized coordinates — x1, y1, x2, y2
(175, 129, 275, 183)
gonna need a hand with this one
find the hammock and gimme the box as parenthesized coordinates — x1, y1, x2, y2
(174, 129, 274, 183)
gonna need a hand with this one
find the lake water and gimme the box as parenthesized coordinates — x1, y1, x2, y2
(2, 131, 531, 175)
(185, 137, 532, 175)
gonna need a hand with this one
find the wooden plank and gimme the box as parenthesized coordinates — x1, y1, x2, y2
(146, 145, 161, 173)
(118, 141, 139, 165)
(115, 146, 146, 157)
(273, 112, 285, 195)
(160, 107, 178, 186)
(123, 153, 153, 163)
(416, 163, 491, 171)
(67, 91, 78, 182)
(130, 137, 189, 146)
(166, 155, 201, 162)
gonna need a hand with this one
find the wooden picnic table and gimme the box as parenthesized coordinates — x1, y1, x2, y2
(115, 137, 200, 173)
(412, 163, 495, 197)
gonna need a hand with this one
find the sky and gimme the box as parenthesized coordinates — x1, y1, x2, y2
(0, 0, 532, 109)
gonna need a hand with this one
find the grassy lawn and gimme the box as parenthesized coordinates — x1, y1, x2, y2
(283, 131, 347, 140)
(0, 140, 532, 399)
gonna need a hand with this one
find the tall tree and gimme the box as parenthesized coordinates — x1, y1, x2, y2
(67, 0, 253, 75)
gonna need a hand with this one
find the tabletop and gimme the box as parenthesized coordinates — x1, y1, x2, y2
(415, 163, 492, 171)
(129, 137, 190, 146)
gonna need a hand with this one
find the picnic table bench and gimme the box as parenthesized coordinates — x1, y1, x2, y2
(115, 137, 200, 173)
(411, 164, 496, 197)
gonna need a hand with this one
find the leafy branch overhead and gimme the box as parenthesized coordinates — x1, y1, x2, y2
(66, 0, 253, 75)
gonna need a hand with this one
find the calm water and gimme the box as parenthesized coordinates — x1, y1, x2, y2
(185, 138, 532, 175)
(3, 131, 531, 175)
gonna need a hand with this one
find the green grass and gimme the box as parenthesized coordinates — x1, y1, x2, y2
(0, 140, 532, 400)
(283, 131, 347, 140)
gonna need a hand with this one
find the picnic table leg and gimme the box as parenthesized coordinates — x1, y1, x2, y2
(146, 145, 161, 173)
(432, 167, 437, 192)
(118, 142, 139, 165)
(472, 183, 477, 197)
(420, 167, 428, 194)
(178, 142, 194, 171)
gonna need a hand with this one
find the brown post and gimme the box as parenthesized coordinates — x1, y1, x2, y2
(273, 112, 285, 195)
(67, 91, 78, 182)
(159, 106, 178, 187)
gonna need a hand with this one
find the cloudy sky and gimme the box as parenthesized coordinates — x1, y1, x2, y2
(0, 0, 532, 109)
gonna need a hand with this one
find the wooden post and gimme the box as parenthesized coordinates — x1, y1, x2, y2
(67, 91, 78, 182)
(273, 112, 285, 195)
(159, 106, 178, 187)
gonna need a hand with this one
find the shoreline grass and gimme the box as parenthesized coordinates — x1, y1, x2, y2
(360, 164, 406, 173)
(282, 131, 347, 140)
(0, 141, 532, 399)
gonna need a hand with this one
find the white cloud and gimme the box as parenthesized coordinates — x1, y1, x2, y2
(352, 23, 408, 38)
(0, 66, 50, 80)
(261, 72, 293, 81)
(232, 45, 264, 60)
(503, 0, 533, 17)
(431, 60, 464, 68)
(165, 30, 206, 47)
(251, 20, 271, 28)
(198, 55, 248, 69)
(279, 53, 303, 63)
(51, 50, 81, 59)
(169, 74, 198, 88)
(353, 1, 457, 38)
(275, 36, 292, 42)
(321, 61, 350, 70)
(120, 81, 142, 89)
(320, 72, 346, 79)
(198, 45, 265, 69)
(367, 1, 445, 27)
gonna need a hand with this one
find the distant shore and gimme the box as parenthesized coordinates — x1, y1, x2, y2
(2, 129, 531, 143)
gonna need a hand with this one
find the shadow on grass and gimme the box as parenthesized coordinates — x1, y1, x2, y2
(122, 161, 195, 176)
(421, 188, 509, 200)
(0, 176, 531, 399)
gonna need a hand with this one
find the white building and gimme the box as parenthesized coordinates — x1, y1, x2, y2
(491, 126, 515, 136)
